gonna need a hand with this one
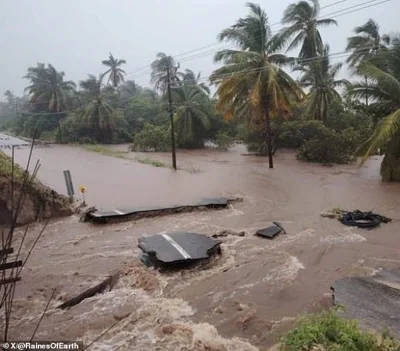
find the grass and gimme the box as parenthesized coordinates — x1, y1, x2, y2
(135, 157, 167, 168)
(280, 310, 400, 351)
(0, 150, 25, 179)
(82, 144, 169, 168)
(82, 144, 129, 159)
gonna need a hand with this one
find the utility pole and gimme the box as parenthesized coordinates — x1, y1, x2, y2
(167, 66, 177, 170)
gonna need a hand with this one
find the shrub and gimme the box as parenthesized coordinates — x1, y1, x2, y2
(131, 124, 170, 152)
(280, 310, 400, 351)
(215, 131, 234, 150)
(296, 126, 359, 164)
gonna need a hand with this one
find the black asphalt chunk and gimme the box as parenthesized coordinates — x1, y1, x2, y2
(256, 225, 282, 239)
(332, 269, 400, 337)
(86, 197, 239, 224)
(138, 232, 221, 267)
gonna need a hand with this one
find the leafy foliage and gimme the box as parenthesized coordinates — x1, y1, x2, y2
(101, 53, 127, 87)
(276, 0, 337, 59)
(349, 36, 400, 181)
(210, 2, 304, 168)
(280, 310, 400, 351)
(131, 123, 170, 152)
(297, 45, 349, 121)
(172, 85, 211, 148)
(214, 131, 234, 150)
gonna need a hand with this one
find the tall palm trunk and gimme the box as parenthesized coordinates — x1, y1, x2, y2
(262, 97, 274, 169)
(364, 75, 369, 106)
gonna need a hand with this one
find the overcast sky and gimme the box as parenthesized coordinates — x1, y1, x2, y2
(0, 0, 398, 98)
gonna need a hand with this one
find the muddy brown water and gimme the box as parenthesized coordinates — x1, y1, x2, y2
(4, 144, 400, 350)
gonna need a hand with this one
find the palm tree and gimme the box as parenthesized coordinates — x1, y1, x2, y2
(349, 37, 400, 181)
(277, 0, 337, 59)
(101, 53, 127, 87)
(24, 63, 76, 113)
(210, 2, 304, 168)
(346, 19, 391, 105)
(171, 85, 211, 147)
(24, 63, 76, 140)
(297, 45, 349, 121)
(79, 75, 116, 143)
(150, 53, 180, 93)
(180, 69, 211, 94)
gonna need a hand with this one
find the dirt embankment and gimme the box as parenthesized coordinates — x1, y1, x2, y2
(0, 152, 72, 225)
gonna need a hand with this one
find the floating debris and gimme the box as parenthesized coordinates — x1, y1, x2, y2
(58, 272, 120, 309)
(339, 210, 391, 229)
(255, 223, 285, 239)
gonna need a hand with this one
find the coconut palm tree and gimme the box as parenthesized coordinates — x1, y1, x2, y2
(297, 45, 349, 121)
(350, 37, 400, 181)
(346, 19, 391, 105)
(24, 63, 76, 113)
(24, 63, 76, 141)
(210, 2, 304, 168)
(277, 0, 337, 59)
(79, 75, 116, 143)
(171, 85, 211, 147)
(150, 52, 180, 94)
(101, 53, 127, 87)
(180, 69, 210, 95)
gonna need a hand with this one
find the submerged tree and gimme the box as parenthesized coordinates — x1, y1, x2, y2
(297, 45, 349, 121)
(101, 53, 127, 87)
(210, 2, 304, 168)
(350, 37, 400, 181)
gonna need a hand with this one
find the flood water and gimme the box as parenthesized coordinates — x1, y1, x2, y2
(6, 144, 400, 350)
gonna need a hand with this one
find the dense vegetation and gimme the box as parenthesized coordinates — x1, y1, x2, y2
(0, 0, 399, 180)
(280, 310, 400, 350)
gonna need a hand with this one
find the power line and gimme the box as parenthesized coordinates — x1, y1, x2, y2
(124, 0, 389, 81)
(124, 0, 351, 77)
(158, 0, 391, 69)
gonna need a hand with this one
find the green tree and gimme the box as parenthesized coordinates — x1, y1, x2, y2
(101, 53, 127, 87)
(346, 19, 391, 105)
(24, 63, 76, 113)
(350, 37, 400, 181)
(297, 45, 349, 121)
(24, 63, 76, 139)
(171, 85, 211, 148)
(210, 2, 304, 168)
(180, 69, 210, 94)
(150, 52, 180, 93)
(277, 0, 337, 59)
(79, 75, 116, 143)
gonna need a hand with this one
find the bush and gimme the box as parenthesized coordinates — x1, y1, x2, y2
(280, 310, 400, 351)
(215, 131, 234, 150)
(131, 124, 170, 152)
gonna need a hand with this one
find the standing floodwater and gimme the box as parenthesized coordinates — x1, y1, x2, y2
(7, 144, 400, 350)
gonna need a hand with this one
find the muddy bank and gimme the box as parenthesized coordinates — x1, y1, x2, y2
(0, 151, 72, 225)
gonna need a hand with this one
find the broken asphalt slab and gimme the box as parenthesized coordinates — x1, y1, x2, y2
(85, 197, 241, 224)
(138, 232, 221, 267)
(255, 222, 287, 239)
(332, 269, 400, 337)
